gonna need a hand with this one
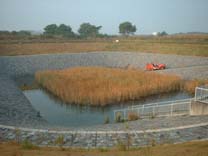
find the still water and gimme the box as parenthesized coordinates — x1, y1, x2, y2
(24, 89, 191, 127)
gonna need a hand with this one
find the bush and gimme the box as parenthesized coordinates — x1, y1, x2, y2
(115, 112, 123, 123)
(127, 112, 139, 121)
(21, 139, 38, 150)
(55, 135, 64, 147)
(98, 147, 108, 152)
(116, 141, 127, 151)
(104, 116, 110, 124)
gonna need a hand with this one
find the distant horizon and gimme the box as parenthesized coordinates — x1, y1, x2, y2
(1, 0, 208, 35)
(1, 29, 208, 36)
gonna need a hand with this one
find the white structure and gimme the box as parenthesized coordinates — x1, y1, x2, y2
(195, 86, 208, 104)
(114, 98, 193, 120)
(115, 39, 119, 43)
(152, 32, 159, 36)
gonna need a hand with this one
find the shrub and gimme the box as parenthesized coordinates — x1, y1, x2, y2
(14, 128, 21, 143)
(116, 141, 127, 151)
(104, 116, 110, 124)
(55, 135, 65, 147)
(21, 139, 38, 150)
(98, 147, 108, 152)
(115, 112, 122, 123)
(127, 112, 139, 121)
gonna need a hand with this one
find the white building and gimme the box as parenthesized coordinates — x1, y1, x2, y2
(152, 32, 159, 36)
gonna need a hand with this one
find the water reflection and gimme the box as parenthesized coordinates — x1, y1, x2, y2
(23, 88, 191, 127)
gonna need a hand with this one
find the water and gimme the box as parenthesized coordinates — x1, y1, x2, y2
(23, 89, 191, 127)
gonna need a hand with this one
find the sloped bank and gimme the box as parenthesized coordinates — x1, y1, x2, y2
(1, 121, 208, 147)
(1, 52, 208, 127)
(0, 52, 208, 147)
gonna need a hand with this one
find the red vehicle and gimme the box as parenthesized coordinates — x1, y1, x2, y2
(146, 63, 166, 71)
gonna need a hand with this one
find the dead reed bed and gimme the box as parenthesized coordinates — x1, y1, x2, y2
(184, 79, 208, 94)
(35, 67, 182, 106)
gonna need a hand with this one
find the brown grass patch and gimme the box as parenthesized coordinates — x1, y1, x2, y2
(35, 67, 182, 106)
(0, 140, 208, 156)
(184, 79, 208, 94)
(127, 112, 140, 121)
(1, 34, 208, 56)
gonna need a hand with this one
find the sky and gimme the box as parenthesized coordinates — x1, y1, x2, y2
(0, 0, 208, 35)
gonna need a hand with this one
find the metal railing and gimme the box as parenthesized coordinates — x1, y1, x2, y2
(195, 86, 208, 104)
(113, 98, 193, 121)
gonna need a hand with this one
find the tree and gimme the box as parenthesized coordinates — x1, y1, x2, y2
(44, 24, 75, 38)
(78, 23, 102, 38)
(158, 31, 168, 36)
(119, 22, 137, 35)
(44, 24, 58, 35)
(18, 30, 31, 36)
(57, 24, 74, 38)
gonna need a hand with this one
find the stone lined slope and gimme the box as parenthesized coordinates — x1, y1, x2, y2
(0, 52, 207, 128)
(0, 76, 47, 128)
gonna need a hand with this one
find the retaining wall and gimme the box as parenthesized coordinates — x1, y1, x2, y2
(191, 101, 208, 115)
(1, 123, 208, 148)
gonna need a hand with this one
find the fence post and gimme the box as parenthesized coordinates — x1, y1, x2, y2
(195, 87, 197, 101)
(123, 110, 126, 120)
(189, 101, 191, 115)
(114, 110, 116, 121)
(142, 105, 144, 115)
(171, 104, 173, 116)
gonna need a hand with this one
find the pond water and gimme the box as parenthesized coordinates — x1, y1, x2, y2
(23, 89, 191, 127)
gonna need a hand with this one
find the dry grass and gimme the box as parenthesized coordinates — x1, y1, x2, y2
(20, 83, 39, 91)
(184, 79, 208, 94)
(0, 42, 109, 56)
(0, 140, 208, 156)
(0, 34, 208, 56)
(127, 112, 140, 121)
(35, 66, 182, 106)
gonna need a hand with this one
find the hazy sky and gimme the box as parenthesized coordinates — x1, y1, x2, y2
(0, 0, 208, 34)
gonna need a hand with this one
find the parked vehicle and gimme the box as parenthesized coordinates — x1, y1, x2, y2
(146, 63, 166, 71)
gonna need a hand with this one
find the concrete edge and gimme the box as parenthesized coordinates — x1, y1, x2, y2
(1, 122, 208, 134)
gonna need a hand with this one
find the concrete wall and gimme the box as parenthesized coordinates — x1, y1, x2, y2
(190, 100, 208, 115)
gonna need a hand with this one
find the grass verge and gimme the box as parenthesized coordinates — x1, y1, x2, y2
(0, 140, 208, 156)
(35, 66, 182, 106)
(1, 34, 208, 56)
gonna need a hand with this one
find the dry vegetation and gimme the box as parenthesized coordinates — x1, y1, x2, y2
(35, 66, 182, 106)
(1, 140, 208, 156)
(0, 34, 208, 56)
(127, 112, 140, 121)
(184, 79, 208, 94)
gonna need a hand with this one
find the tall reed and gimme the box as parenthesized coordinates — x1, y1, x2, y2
(35, 67, 182, 106)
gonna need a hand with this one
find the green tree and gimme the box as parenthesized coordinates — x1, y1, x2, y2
(44, 24, 58, 35)
(119, 22, 137, 35)
(57, 24, 74, 38)
(158, 31, 168, 36)
(17, 30, 31, 36)
(78, 23, 102, 38)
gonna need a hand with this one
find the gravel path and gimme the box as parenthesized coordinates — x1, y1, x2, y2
(0, 52, 207, 128)
(0, 52, 208, 79)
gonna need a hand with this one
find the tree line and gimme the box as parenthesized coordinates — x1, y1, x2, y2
(43, 21, 137, 38)
(0, 21, 138, 39)
(0, 21, 168, 40)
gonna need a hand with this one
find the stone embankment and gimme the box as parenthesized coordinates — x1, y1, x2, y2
(0, 52, 208, 147)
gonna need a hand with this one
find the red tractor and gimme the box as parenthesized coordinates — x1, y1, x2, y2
(146, 63, 166, 71)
